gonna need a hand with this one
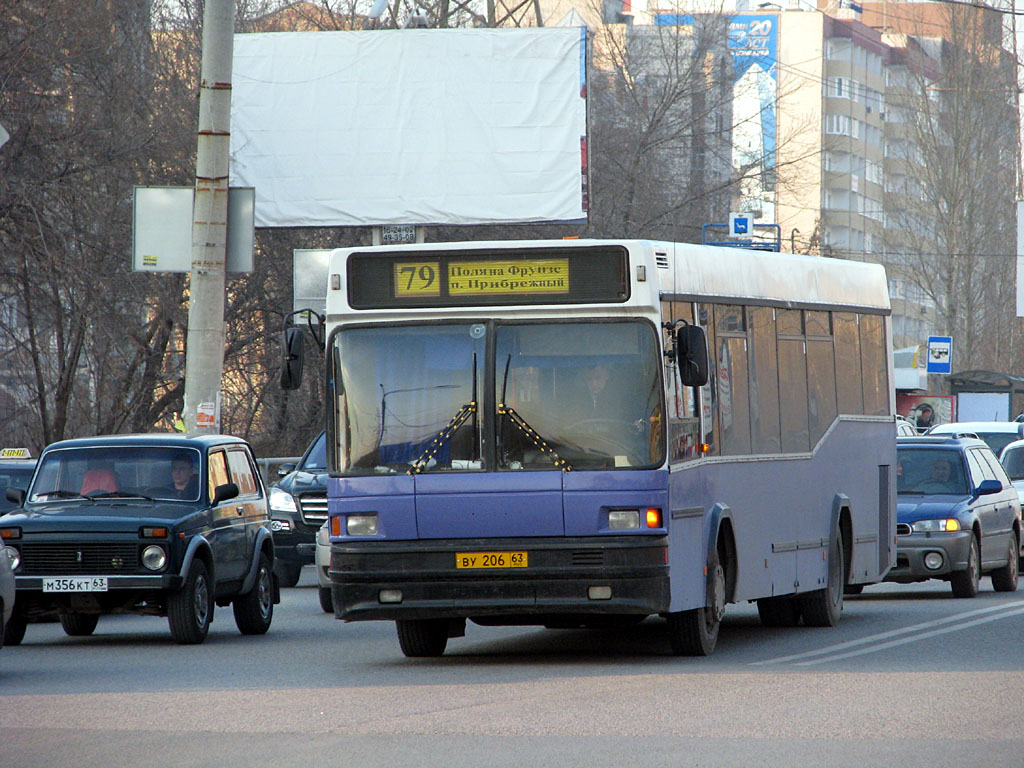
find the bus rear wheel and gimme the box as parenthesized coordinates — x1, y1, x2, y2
(396, 618, 449, 657)
(800, 529, 845, 627)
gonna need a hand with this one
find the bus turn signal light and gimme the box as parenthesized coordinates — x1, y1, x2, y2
(646, 508, 661, 528)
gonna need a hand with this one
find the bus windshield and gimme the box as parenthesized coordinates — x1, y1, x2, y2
(332, 320, 664, 474)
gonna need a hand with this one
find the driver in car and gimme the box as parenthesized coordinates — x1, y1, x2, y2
(170, 453, 199, 499)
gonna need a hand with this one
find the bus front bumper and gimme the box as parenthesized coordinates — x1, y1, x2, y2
(330, 536, 670, 621)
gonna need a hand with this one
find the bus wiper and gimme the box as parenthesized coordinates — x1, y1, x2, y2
(498, 403, 573, 472)
(409, 401, 478, 474)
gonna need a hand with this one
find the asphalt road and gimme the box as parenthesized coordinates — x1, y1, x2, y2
(3, 570, 1024, 767)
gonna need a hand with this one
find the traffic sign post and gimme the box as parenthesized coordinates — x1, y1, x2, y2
(728, 212, 751, 238)
(926, 336, 952, 375)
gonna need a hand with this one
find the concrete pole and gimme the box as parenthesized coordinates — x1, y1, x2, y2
(183, 0, 234, 434)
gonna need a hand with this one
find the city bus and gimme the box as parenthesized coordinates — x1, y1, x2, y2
(283, 238, 896, 657)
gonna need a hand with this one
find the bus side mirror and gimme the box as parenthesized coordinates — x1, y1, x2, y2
(676, 325, 709, 387)
(280, 327, 305, 390)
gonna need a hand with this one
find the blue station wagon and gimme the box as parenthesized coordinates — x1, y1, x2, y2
(887, 435, 1021, 597)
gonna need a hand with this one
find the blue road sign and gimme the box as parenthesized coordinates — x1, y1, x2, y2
(926, 336, 952, 374)
(729, 212, 750, 237)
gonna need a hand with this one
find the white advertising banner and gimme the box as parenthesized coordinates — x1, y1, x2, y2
(230, 27, 588, 227)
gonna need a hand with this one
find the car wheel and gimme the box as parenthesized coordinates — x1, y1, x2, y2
(396, 619, 449, 657)
(800, 529, 845, 627)
(0, 600, 5, 650)
(276, 561, 303, 589)
(950, 535, 980, 598)
(5, 603, 27, 646)
(168, 559, 213, 644)
(756, 596, 802, 627)
(318, 586, 334, 614)
(990, 533, 1019, 593)
(233, 553, 274, 635)
(60, 613, 99, 637)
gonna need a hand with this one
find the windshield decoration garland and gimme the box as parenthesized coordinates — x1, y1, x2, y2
(498, 403, 573, 472)
(408, 402, 478, 474)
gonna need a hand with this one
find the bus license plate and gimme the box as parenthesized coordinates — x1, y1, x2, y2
(455, 552, 528, 569)
(43, 577, 108, 592)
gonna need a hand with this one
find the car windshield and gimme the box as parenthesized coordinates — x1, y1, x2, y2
(1002, 446, 1024, 480)
(30, 446, 203, 503)
(301, 432, 327, 471)
(974, 432, 1021, 456)
(330, 320, 664, 474)
(897, 448, 969, 495)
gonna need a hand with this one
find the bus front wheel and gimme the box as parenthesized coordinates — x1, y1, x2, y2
(667, 553, 725, 656)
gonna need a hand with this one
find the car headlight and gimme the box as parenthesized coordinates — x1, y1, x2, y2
(141, 545, 167, 571)
(6, 546, 20, 571)
(316, 523, 329, 546)
(269, 486, 298, 514)
(912, 519, 961, 532)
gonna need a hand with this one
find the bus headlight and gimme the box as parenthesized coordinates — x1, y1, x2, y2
(608, 510, 640, 529)
(141, 545, 167, 571)
(347, 514, 378, 536)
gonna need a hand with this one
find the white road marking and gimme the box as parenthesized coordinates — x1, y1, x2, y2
(752, 599, 1024, 666)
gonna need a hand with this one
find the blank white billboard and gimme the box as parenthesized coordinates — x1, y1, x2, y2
(230, 27, 588, 228)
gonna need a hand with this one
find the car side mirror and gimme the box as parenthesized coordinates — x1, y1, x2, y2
(277, 463, 297, 477)
(212, 482, 240, 505)
(676, 325, 709, 387)
(280, 327, 305, 390)
(976, 479, 1002, 496)
(5, 487, 25, 506)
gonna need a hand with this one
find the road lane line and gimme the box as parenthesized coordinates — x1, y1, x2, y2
(793, 604, 1024, 665)
(751, 599, 1024, 666)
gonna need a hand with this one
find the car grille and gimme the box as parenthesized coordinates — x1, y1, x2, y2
(298, 493, 328, 525)
(896, 523, 913, 536)
(18, 542, 139, 575)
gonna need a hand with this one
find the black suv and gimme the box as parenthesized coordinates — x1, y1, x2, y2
(269, 430, 327, 587)
(1, 434, 278, 644)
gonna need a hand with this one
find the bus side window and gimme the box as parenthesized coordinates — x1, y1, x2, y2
(665, 301, 701, 463)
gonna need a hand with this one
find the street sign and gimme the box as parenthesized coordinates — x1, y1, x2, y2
(926, 336, 952, 375)
(728, 212, 750, 238)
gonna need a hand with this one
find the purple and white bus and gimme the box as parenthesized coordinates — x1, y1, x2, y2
(292, 239, 895, 656)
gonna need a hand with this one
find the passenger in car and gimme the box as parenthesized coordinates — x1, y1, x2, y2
(920, 457, 956, 494)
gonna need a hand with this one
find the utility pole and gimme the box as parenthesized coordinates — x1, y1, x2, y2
(183, 0, 233, 433)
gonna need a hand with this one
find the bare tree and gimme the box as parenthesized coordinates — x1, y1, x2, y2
(881, 5, 1017, 372)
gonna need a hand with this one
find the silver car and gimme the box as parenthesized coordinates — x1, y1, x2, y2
(315, 522, 334, 613)
(0, 537, 14, 648)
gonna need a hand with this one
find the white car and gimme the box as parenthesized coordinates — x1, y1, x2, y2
(0, 537, 15, 648)
(1000, 439, 1024, 566)
(315, 522, 334, 613)
(926, 421, 1024, 457)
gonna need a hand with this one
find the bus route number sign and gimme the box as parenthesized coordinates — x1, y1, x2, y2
(394, 262, 441, 297)
(393, 259, 570, 299)
(455, 551, 528, 569)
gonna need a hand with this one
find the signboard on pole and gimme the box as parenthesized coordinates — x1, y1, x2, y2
(926, 336, 952, 375)
(728, 212, 751, 237)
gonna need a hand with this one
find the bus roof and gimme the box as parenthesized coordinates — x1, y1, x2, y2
(327, 239, 891, 315)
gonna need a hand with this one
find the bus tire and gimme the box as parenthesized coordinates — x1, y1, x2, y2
(756, 596, 801, 627)
(60, 612, 99, 637)
(800, 528, 845, 627)
(396, 618, 448, 657)
(950, 534, 980, 598)
(990, 533, 1019, 593)
(667, 552, 725, 656)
